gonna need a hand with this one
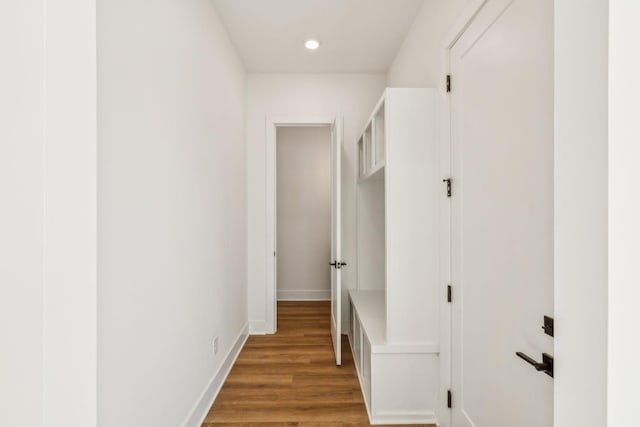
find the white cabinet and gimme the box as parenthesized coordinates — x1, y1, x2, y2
(349, 88, 440, 424)
(373, 104, 385, 167)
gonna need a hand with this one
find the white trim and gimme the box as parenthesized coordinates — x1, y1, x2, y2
(437, 2, 488, 427)
(277, 290, 331, 301)
(265, 115, 336, 335)
(370, 411, 438, 425)
(442, 0, 489, 50)
(180, 323, 249, 427)
(249, 320, 267, 335)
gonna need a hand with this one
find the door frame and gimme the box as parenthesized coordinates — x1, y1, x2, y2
(265, 115, 336, 334)
(436, 0, 488, 425)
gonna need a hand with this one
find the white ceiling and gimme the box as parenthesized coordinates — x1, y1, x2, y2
(211, 0, 425, 73)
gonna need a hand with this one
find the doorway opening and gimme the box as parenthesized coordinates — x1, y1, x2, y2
(266, 116, 344, 365)
(275, 126, 332, 303)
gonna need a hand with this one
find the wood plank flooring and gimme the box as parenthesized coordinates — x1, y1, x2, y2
(202, 301, 434, 427)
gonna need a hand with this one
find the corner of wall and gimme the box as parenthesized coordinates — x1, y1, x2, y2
(181, 323, 249, 427)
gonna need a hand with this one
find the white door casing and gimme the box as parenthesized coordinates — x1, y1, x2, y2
(330, 117, 343, 366)
(449, 0, 554, 426)
(266, 116, 336, 334)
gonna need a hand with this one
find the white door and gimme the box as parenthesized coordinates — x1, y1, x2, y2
(450, 0, 553, 426)
(330, 117, 343, 366)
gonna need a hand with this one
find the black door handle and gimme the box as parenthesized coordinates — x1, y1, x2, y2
(329, 261, 347, 269)
(516, 352, 554, 378)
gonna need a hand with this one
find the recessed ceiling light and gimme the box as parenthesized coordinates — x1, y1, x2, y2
(305, 39, 320, 50)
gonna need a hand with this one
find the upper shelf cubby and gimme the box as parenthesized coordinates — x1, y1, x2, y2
(359, 95, 386, 180)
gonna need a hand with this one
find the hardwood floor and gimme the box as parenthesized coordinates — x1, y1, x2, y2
(202, 301, 434, 427)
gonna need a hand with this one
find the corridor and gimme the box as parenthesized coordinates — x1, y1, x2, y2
(202, 301, 433, 427)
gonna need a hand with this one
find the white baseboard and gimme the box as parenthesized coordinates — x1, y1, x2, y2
(277, 289, 330, 300)
(181, 322, 249, 427)
(371, 411, 438, 425)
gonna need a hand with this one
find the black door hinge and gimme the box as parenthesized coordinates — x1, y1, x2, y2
(543, 315, 554, 337)
(447, 285, 452, 303)
(447, 390, 452, 408)
(443, 178, 452, 197)
(446, 75, 451, 93)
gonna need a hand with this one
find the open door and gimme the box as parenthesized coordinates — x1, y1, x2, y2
(330, 117, 343, 366)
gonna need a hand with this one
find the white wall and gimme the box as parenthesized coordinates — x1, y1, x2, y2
(608, 1, 640, 425)
(43, 0, 98, 425)
(1, 1, 98, 426)
(555, 1, 609, 426)
(97, 1, 247, 426)
(386, 0, 472, 87)
(276, 126, 331, 300)
(0, 2, 45, 425)
(247, 74, 386, 332)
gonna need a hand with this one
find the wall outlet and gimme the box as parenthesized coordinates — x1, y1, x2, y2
(213, 337, 219, 355)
